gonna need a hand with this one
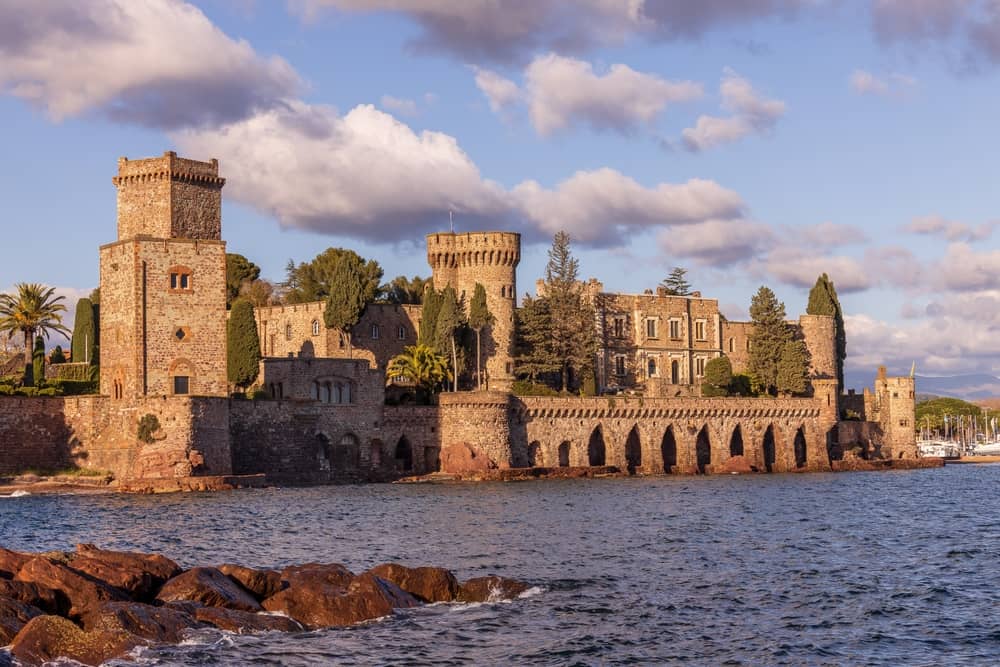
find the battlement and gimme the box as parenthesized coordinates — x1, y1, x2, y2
(426, 231, 521, 269)
(114, 151, 224, 187)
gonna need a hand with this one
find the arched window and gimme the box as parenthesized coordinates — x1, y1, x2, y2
(647, 358, 656, 377)
(371, 324, 380, 339)
(285, 323, 293, 341)
(311, 320, 320, 336)
(728, 337, 735, 353)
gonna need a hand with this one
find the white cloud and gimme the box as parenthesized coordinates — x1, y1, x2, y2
(757, 247, 873, 292)
(681, 69, 785, 151)
(472, 68, 522, 113)
(659, 219, 774, 265)
(936, 243, 1000, 291)
(871, 0, 1000, 68)
(523, 54, 702, 135)
(849, 69, 917, 96)
(0, 0, 300, 128)
(904, 214, 998, 242)
(794, 221, 869, 247)
(380, 95, 419, 116)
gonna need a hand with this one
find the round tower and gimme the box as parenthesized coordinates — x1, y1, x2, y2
(799, 314, 837, 381)
(426, 231, 521, 390)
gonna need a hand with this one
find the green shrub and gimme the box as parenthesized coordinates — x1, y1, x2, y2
(729, 374, 753, 396)
(512, 380, 559, 397)
(249, 387, 272, 400)
(137, 414, 161, 444)
(49, 379, 99, 396)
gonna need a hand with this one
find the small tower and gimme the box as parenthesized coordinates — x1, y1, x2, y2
(426, 231, 520, 391)
(99, 152, 228, 399)
(874, 367, 917, 460)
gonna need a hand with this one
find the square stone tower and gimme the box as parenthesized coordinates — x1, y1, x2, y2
(99, 152, 228, 399)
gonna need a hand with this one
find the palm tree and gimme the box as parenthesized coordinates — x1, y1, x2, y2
(387, 344, 451, 404)
(0, 283, 70, 385)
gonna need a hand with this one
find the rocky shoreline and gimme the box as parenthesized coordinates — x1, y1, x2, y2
(0, 545, 527, 666)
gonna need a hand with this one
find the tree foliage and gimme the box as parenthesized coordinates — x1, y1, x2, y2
(71, 297, 98, 366)
(32, 336, 45, 387)
(0, 283, 70, 386)
(434, 286, 465, 390)
(284, 248, 382, 305)
(806, 273, 846, 392)
(50, 346, 66, 364)
(777, 338, 810, 396)
(701, 356, 733, 397)
(747, 286, 792, 396)
(382, 275, 428, 304)
(387, 344, 451, 404)
(323, 254, 371, 357)
(418, 283, 441, 347)
(660, 267, 692, 296)
(137, 414, 160, 444)
(227, 299, 261, 391)
(467, 283, 494, 390)
(225, 253, 261, 308)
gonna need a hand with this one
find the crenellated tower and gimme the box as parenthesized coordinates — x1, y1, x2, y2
(100, 151, 228, 399)
(427, 231, 520, 390)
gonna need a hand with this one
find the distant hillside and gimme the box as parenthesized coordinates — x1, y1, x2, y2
(846, 371, 1000, 401)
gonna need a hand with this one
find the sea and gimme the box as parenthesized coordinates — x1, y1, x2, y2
(1, 464, 999, 666)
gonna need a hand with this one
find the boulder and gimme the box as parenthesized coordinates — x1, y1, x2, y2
(457, 576, 528, 603)
(367, 563, 460, 603)
(0, 597, 44, 645)
(15, 558, 128, 619)
(218, 564, 285, 601)
(192, 606, 304, 634)
(70, 544, 181, 601)
(0, 580, 61, 615)
(155, 567, 261, 612)
(440, 442, 494, 474)
(263, 572, 419, 629)
(0, 548, 32, 579)
(80, 601, 202, 644)
(278, 562, 355, 590)
(8, 615, 143, 667)
(714, 455, 753, 475)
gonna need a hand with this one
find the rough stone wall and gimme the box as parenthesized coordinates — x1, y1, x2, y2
(427, 232, 520, 390)
(99, 241, 141, 398)
(0, 397, 90, 473)
(257, 357, 384, 404)
(437, 391, 513, 470)
(381, 406, 441, 474)
(721, 320, 753, 374)
(876, 373, 917, 459)
(799, 314, 837, 380)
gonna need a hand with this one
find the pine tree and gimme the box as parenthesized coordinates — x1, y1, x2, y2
(71, 297, 97, 365)
(434, 286, 465, 391)
(701, 356, 732, 397)
(660, 267, 692, 296)
(323, 255, 369, 358)
(225, 253, 261, 308)
(777, 338, 809, 396)
(514, 295, 558, 384)
(747, 285, 791, 396)
(227, 299, 261, 392)
(806, 273, 846, 393)
(418, 283, 441, 348)
(467, 283, 494, 390)
(285, 248, 383, 305)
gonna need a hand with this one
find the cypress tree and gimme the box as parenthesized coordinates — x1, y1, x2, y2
(806, 273, 846, 393)
(323, 255, 368, 358)
(467, 283, 494, 390)
(777, 338, 809, 396)
(227, 299, 262, 392)
(701, 356, 732, 397)
(418, 284, 441, 347)
(748, 286, 791, 396)
(434, 286, 464, 391)
(32, 336, 45, 387)
(71, 297, 97, 365)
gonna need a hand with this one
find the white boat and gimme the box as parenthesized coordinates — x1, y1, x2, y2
(972, 441, 1000, 456)
(917, 440, 961, 458)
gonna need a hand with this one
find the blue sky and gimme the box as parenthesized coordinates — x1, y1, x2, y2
(2, 0, 1000, 382)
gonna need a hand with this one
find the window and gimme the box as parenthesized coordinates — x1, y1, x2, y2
(645, 318, 657, 339)
(669, 319, 681, 339)
(371, 324, 380, 339)
(168, 267, 193, 292)
(311, 320, 320, 336)
(397, 325, 406, 340)
(613, 317, 625, 338)
(695, 357, 706, 377)
(728, 337, 735, 353)
(615, 356, 626, 376)
(173, 376, 189, 395)
(695, 320, 706, 341)
(647, 358, 657, 377)
(285, 324, 293, 341)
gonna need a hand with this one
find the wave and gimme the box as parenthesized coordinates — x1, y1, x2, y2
(0, 490, 30, 498)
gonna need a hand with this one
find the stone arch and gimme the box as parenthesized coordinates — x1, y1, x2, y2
(696, 426, 711, 474)
(528, 440, 542, 467)
(587, 426, 606, 466)
(369, 439, 383, 468)
(316, 432, 332, 472)
(395, 436, 413, 472)
(334, 433, 360, 471)
(826, 426, 842, 465)
(558, 441, 571, 467)
(625, 426, 642, 474)
(729, 424, 744, 457)
(762, 425, 777, 473)
(794, 427, 807, 469)
(661, 427, 677, 473)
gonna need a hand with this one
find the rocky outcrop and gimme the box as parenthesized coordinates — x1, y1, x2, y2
(0, 546, 529, 666)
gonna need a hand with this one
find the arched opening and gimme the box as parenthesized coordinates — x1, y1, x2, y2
(334, 433, 360, 471)
(661, 427, 677, 473)
(670, 360, 679, 384)
(370, 440, 383, 468)
(729, 425, 744, 457)
(316, 433, 332, 472)
(794, 427, 807, 469)
(558, 441, 571, 467)
(625, 426, 642, 474)
(826, 426, 842, 465)
(588, 427, 606, 467)
(395, 436, 413, 472)
(763, 425, 776, 473)
(647, 358, 656, 378)
(696, 426, 711, 474)
(528, 441, 542, 467)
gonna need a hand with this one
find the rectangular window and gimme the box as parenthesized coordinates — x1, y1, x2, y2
(180, 274, 189, 289)
(695, 357, 706, 377)
(371, 324, 380, 339)
(695, 320, 706, 341)
(669, 319, 681, 339)
(173, 376, 189, 395)
(170, 274, 178, 289)
(646, 319, 657, 339)
(613, 317, 624, 338)
(615, 356, 626, 376)
(397, 326, 406, 340)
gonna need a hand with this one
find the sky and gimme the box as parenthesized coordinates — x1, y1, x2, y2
(2, 0, 1000, 384)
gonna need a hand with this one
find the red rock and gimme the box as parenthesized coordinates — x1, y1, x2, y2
(15, 557, 128, 619)
(155, 567, 261, 612)
(0, 596, 44, 645)
(80, 601, 202, 643)
(218, 564, 285, 601)
(715, 455, 753, 474)
(192, 605, 303, 634)
(457, 576, 528, 603)
(263, 572, 419, 629)
(0, 579, 61, 614)
(70, 544, 182, 601)
(367, 563, 460, 603)
(8, 615, 143, 667)
(278, 562, 355, 590)
(440, 442, 494, 474)
(0, 547, 32, 579)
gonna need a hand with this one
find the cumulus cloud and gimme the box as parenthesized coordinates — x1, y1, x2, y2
(681, 69, 785, 151)
(512, 170, 746, 245)
(849, 69, 917, 96)
(756, 247, 873, 292)
(0, 0, 300, 128)
(659, 219, 774, 265)
(522, 54, 702, 135)
(794, 221, 869, 247)
(472, 67, 522, 112)
(935, 243, 1000, 291)
(291, 0, 812, 63)
(379, 95, 419, 116)
(871, 0, 1000, 68)
(904, 214, 998, 242)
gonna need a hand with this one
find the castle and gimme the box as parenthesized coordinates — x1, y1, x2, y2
(0, 153, 921, 486)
